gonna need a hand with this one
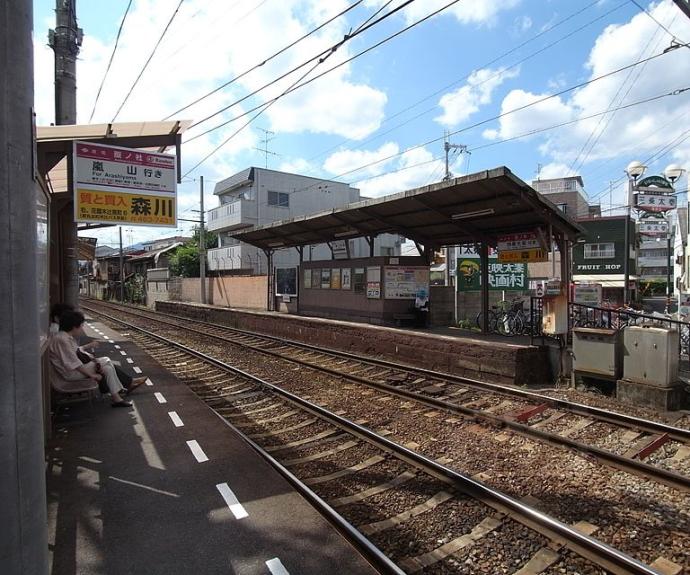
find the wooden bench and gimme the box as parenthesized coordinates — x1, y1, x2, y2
(49, 363, 100, 414)
(392, 313, 416, 327)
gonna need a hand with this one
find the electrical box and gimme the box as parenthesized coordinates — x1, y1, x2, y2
(542, 293, 568, 334)
(623, 326, 679, 387)
(572, 327, 621, 380)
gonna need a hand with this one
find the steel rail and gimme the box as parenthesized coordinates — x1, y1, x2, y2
(133, 301, 690, 443)
(90, 307, 664, 575)
(82, 303, 690, 492)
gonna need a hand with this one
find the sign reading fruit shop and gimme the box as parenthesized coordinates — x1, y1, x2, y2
(73, 140, 177, 227)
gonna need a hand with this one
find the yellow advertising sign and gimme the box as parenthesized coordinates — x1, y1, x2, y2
(498, 249, 548, 263)
(75, 188, 176, 226)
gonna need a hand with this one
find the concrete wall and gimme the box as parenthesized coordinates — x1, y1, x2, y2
(157, 301, 551, 387)
(167, 276, 268, 310)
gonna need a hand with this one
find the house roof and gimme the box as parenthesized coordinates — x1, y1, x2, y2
(231, 166, 584, 251)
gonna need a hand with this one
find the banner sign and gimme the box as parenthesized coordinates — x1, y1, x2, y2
(457, 256, 526, 291)
(639, 219, 669, 236)
(73, 140, 177, 227)
(573, 284, 602, 306)
(497, 232, 541, 251)
(498, 248, 548, 263)
(635, 193, 676, 212)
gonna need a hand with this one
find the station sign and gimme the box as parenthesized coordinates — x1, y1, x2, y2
(639, 219, 669, 236)
(573, 283, 602, 306)
(635, 193, 676, 212)
(73, 140, 177, 227)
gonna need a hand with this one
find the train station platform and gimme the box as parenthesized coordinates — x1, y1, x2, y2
(157, 301, 554, 387)
(46, 317, 378, 575)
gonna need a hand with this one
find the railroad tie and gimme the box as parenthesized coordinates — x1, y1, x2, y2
(359, 490, 455, 535)
(398, 515, 502, 573)
(329, 470, 416, 508)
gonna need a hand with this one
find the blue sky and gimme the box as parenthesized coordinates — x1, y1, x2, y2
(32, 0, 690, 247)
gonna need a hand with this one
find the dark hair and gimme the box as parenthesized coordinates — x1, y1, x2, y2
(59, 309, 85, 332)
(51, 302, 75, 322)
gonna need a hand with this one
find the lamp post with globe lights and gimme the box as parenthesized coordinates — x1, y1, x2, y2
(664, 164, 686, 311)
(624, 161, 647, 305)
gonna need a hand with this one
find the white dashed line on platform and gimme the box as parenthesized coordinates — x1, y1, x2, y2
(133, 366, 142, 374)
(154, 392, 167, 404)
(187, 440, 209, 463)
(126, 358, 134, 364)
(145, 378, 153, 386)
(114, 345, 121, 349)
(216, 483, 248, 519)
(168, 411, 184, 427)
(120, 351, 127, 356)
(266, 558, 289, 575)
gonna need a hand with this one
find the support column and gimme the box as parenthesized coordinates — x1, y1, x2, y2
(0, 1, 49, 573)
(480, 243, 489, 333)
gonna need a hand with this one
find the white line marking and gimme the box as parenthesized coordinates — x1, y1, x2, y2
(154, 392, 167, 404)
(78, 456, 102, 464)
(114, 345, 121, 349)
(168, 411, 184, 427)
(187, 440, 209, 463)
(126, 358, 134, 364)
(120, 350, 127, 356)
(266, 558, 289, 575)
(145, 378, 154, 386)
(133, 366, 142, 374)
(216, 483, 248, 519)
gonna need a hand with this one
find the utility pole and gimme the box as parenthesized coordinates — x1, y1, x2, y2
(50, 0, 82, 306)
(119, 226, 125, 302)
(199, 176, 207, 304)
(1, 2, 50, 573)
(443, 133, 470, 288)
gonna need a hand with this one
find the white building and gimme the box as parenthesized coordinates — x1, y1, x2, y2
(207, 167, 403, 273)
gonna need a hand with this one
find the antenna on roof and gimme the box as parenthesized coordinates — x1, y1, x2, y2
(535, 163, 542, 181)
(254, 127, 280, 169)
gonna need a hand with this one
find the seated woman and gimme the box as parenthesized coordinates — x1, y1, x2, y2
(50, 303, 145, 394)
(48, 309, 133, 407)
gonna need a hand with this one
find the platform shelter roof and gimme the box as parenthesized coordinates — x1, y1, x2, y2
(231, 166, 584, 251)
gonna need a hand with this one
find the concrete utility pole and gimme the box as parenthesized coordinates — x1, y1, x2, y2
(0, 2, 50, 573)
(443, 134, 469, 287)
(50, 0, 82, 306)
(200, 176, 207, 304)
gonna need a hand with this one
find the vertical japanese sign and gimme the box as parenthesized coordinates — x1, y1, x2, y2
(73, 140, 177, 227)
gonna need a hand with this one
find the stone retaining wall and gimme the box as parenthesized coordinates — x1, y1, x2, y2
(157, 301, 552, 387)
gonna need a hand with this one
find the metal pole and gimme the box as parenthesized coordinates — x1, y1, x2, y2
(200, 176, 207, 304)
(0, 1, 49, 572)
(623, 178, 632, 305)
(667, 232, 672, 312)
(119, 226, 125, 302)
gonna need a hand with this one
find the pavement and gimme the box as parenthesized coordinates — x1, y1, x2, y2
(46, 318, 378, 575)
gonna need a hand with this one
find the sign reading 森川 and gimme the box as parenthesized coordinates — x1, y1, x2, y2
(73, 140, 177, 227)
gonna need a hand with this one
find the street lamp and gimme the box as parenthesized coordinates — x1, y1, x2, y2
(624, 161, 647, 305)
(664, 164, 686, 310)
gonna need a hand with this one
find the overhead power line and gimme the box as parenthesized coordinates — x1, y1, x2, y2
(111, 0, 186, 122)
(185, 0, 421, 133)
(185, 0, 462, 145)
(89, 0, 133, 123)
(162, 0, 366, 120)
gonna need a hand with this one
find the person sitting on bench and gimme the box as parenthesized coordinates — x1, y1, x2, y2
(49, 310, 136, 408)
(50, 303, 145, 394)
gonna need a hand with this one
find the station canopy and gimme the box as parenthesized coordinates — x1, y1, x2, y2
(36, 120, 191, 196)
(232, 167, 583, 251)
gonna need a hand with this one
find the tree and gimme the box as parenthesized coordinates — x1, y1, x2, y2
(168, 227, 218, 277)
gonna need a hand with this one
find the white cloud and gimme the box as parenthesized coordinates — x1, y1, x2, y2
(323, 142, 400, 177)
(434, 66, 520, 126)
(484, 0, 690, 174)
(355, 147, 440, 198)
(365, 0, 521, 27)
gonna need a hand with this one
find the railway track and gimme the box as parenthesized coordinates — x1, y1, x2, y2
(82, 300, 690, 492)
(83, 307, 674, 575)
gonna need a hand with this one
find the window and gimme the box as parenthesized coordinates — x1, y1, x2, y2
(584, 243, 615, 259)
(267, 191, 289, 207)
(556, 203, 568, 214)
